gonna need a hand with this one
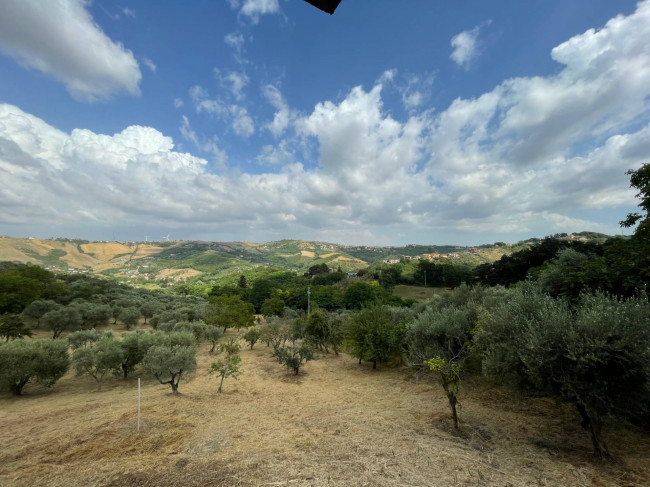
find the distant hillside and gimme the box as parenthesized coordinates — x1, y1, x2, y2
(0, 233, 614, 287)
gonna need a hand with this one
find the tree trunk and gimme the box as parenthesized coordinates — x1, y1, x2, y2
(209, 342, 216, 354)
(358, 356, 362, 365)
(218, 374, 225, 392)
(53, 329, 62, 339)
(122, 364, 128, 379)
(294, 366, 300, 375)
(575, 402, 609, 458)
(97, 377, 103, 391)
(372, 359, 377, 369)
(447, 390, 459, 429)
(10, 376, 30, 395)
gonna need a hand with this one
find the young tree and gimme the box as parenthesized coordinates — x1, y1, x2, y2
(209, 338, 242, 392)
(119, 306, 141, 330)
(260, 316, 290, 351)
(343, 306, 406, 369)
(0, 314, 33, 341)
(242, 327, 261, 350)
(273, 341, 314, 375)
(41, 306, 83, 338)
(204, 325, 224, 354)
(406, 305, 478, 429)
(72, 336, 124, 390)
(209, 353, 241, 392)
(143, 344, 197, 395)
(0, 339, 70, 395)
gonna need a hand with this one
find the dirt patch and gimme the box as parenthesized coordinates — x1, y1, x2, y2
(300, 250, 315, 258)
(156, 269, 203, 280)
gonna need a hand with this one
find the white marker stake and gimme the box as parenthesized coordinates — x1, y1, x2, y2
(137, 378, 141, 433)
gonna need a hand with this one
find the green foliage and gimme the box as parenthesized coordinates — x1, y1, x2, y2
(204, 326, 224, 353)
(22, 299, 59, 326)
(0, 264, 65, 314)
(41, 306, 83, 338)
(261, 297, 285, 317)
(310, 285, 343, 310)
(273, 341, 314, 375)
(0, 314, 33, 341)
(0, 339, 70, 395)
(67, 329, 111, 350)
(205, 296, 254, 333)
(171, 320, 208, 341)
(260, 316, 290, 351)
(474, 283, 650, 457)
(406, 303, 477, 428)
(209, 353, 241, 392)
(620, 163, 650, 231)
(242, 327, 261, 350)
(343, 282, 380, 309)
(119, 331, 154, 378)
(143, 344, 197, 395)
(118, 306, 141, 330)
(343, 306, 406, 369)
(139, 302, 159, 324)
(72, 336, 124, 390)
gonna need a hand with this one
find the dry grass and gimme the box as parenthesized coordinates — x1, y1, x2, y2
(80, 243, 135, 261)
(301, 251, 316, 258)
(156, 269, 203, 280)
(394, 285, 445, 301)
(1, 334, 649, 487)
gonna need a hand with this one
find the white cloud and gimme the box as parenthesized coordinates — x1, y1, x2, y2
(174, 98, 184, 109)
(2, 2, 650, 243)
(180, 115, 227, 168)
(450, 26, 481, 68)
(0, 0, 141, 101)
(228, 0, 281, 23)
(190, 85, 255, 137)
(224, 32, 245, 52)
(262, 85, 297, 137)
(121, 8, 136, 18)
(143, 58, 157, 73)
(214, 69, 249, 100)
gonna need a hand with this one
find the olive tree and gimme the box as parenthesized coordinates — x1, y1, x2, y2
(406, 305, 478, 429)
(474, 284, 650, 458)
(242, 327, 261, 350)
(209, 339, 242, 392)
(0, 339, 70, 395)
(204, 326, 224, 354)
(143, 333, 197, 395)
(119, 331, 154, 379)
(67, 329, 111, 349)
(119, 307, 141, 330)
(273, 341, 314, 375)
(72, 336, 124, 390)
(41, 306, 83, 338)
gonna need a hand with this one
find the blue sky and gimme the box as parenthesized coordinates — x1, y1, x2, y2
(0, 0, 647, 245)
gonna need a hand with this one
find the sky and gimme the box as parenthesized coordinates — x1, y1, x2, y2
(0, 0, 648, 246)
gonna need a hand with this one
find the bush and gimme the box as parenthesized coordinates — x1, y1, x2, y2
(273, 342, 314, 375)
(0, 339, 70, 395)
(242, 327, 261, 350)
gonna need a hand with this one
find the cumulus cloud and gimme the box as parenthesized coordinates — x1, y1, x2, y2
(1, 2, 650, 243)
(0, 0, 141, 101)
(450, 26, 481, 68)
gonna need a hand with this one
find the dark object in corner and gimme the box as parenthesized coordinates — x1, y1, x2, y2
(304, 0, 342, 15)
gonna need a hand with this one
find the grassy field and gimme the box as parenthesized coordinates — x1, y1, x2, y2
(2, 329, 649, 486)
(393, 285, 445, 301)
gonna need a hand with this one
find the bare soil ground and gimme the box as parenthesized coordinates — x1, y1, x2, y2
(1, 333, 649, 487)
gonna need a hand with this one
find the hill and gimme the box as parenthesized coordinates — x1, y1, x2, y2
(0, 233, 612, 287)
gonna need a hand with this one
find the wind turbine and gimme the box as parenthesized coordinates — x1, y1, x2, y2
(144, 236, 149, 242)
(162, 234, 171, 242)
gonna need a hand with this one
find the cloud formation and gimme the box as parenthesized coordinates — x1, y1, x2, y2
(228, 0, 281, 23)
(1, 2, 650, 243)
(450, 26, 481, 68)
(0, 0, 141, 101)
